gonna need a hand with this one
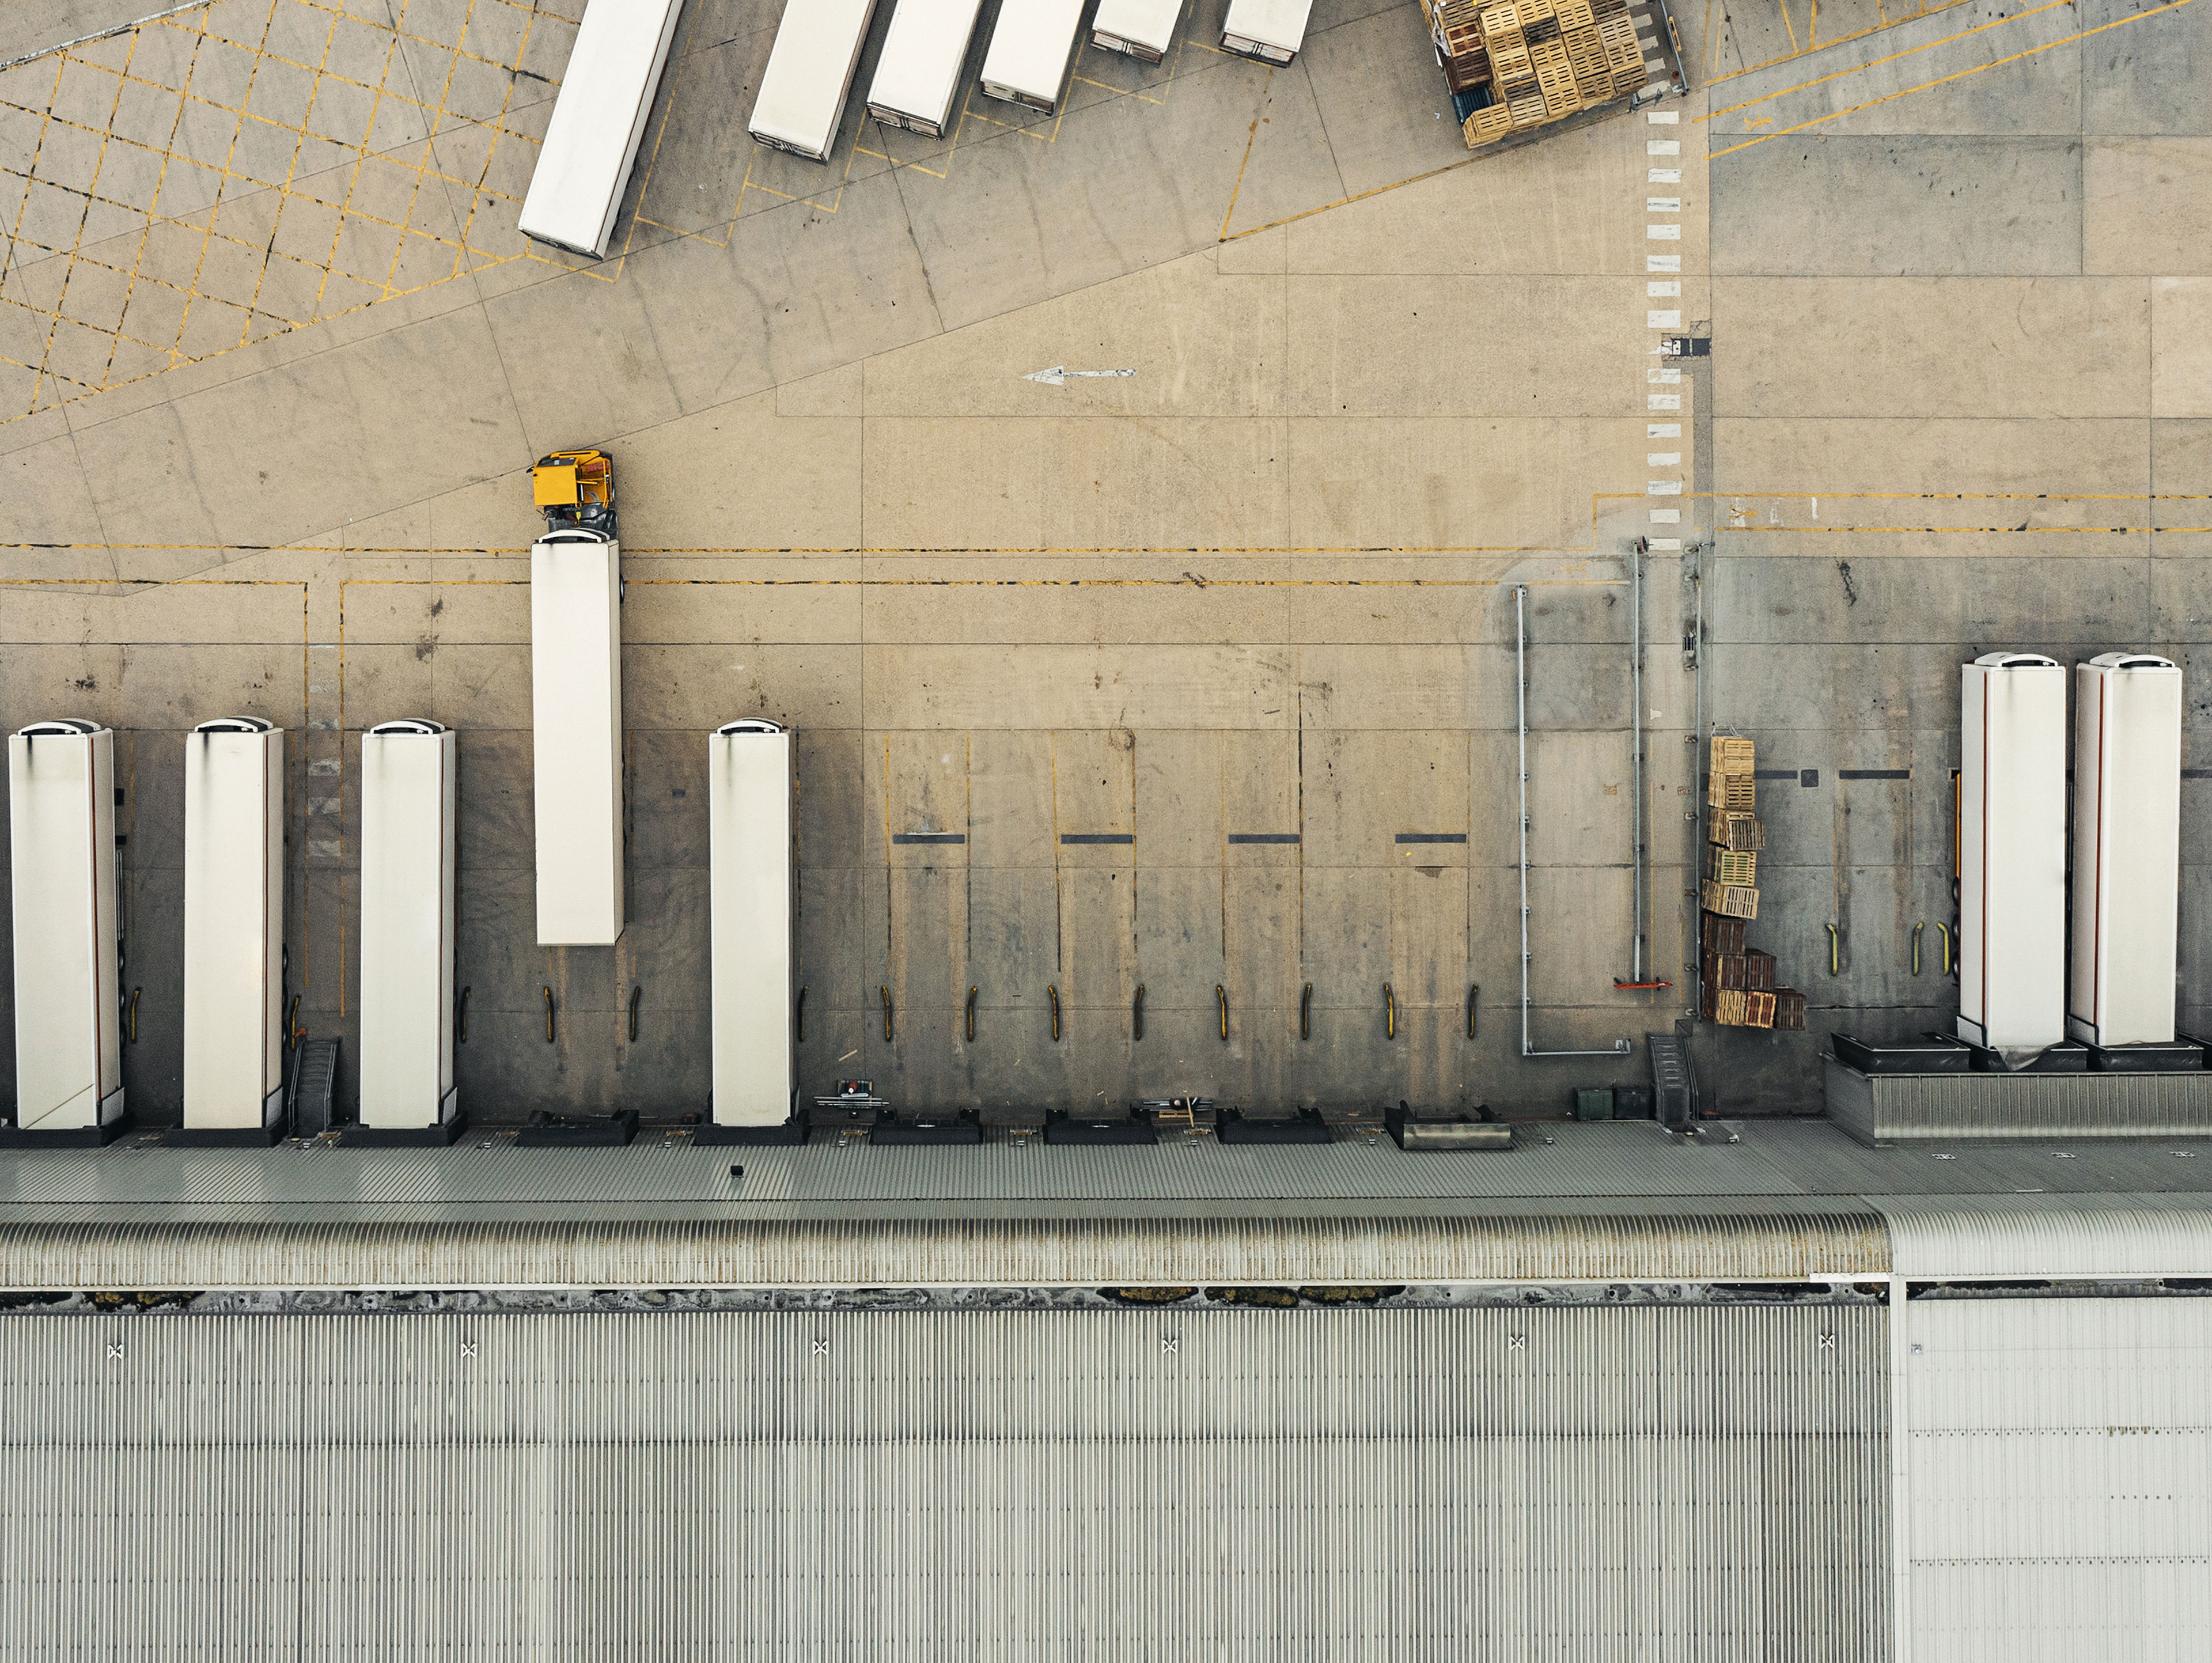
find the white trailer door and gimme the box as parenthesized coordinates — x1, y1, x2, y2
(979, 0, 1086, 108)
(183, 719, 285, 1128)
(532, 533, 625, 946)
(9, 722, 120, 1130)
(518, 0, 687, 256)
(750, 0, 880, 159)
(711, 721, 795, 1125)
(1091, 0, 1181, 60)
(867, 0, 987, 134)
(359, 722, 458, 1127)
(1222, 0, 1312, 59)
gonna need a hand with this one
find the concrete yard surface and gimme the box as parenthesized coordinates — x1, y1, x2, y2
(0, 0, 2203, 1124)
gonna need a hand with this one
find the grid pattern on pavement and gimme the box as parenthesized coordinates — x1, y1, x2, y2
(0, 0, 575, 421)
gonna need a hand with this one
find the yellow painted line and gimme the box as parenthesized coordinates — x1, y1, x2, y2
(1219, 151, 1488, 241)
(0, 0, 547, 422)
(1710, 0, 2202, 156)
(1719, 525, 2206, 534)
(12, 497, 2209, 567)
(1069, 74, 1166, 103)
(1705, 0, 2072, 123)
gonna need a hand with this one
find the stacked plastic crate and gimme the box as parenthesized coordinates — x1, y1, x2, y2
(1699, 738, 1806, 1032)
(1457, 0, 1648, 148)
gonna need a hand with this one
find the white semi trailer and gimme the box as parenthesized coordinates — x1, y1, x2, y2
(1220, 0, 1312, 62)
(183, 717, 287, 1138)
(532, 529, 625, 946)
(1090, 0, 1181, 62)
(751, 0, 881, 159)
(7, 721, 123, 1141)
(358, 720, 460, 1137)
(2067, 653, 2183, 1048)
(1958, 653, 2066, 1062)
(979, 0, 1086, 111)
(867, 0, 987, 136)
(707, 720, 797, 1130)
(517, 0, 687, 256)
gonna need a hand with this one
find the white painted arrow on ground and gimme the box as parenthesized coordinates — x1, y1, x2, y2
(1022, 366, 1135, 386)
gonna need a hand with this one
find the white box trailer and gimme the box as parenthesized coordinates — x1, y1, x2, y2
(751, 0, 881, 160)
(980, 0, 1086, 111)
(867, 0, 986, 136)
(2069, 653, 2183, 1048)
(1091, 0, 1180, 62)
(1958, 653, 2067, 1060)
(358, 721, 459, 1130)
(710, 720, 796, 1126)
(1221, 0, 1311, 62)
(532, 531, 625, 945)
(8, 721, 122, 1134)
(183, 718, 286, 1131)
(517, 0, 687, 256)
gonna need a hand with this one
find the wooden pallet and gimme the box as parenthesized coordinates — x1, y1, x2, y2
(1458, 0, 1652, 147)
(1702, 846, 1759, 887)
(1706, 947, 1776, 993)
(1707, 772, 1756, 811)
(1710, 736, 1756, 772)
(1709, 811, 1765, 851)
(1699, 911, 1747, 955)
(1701, 880, 1759, 920)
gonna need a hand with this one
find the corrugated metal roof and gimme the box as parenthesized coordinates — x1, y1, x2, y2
(10, 1122, 2212, 1221)
(1750, 1120, 2212, 1198)
(0, 1209, 1889, 1289)
(0, 1304, 1891, 1660)
(1898, 1296, 2212, 1660)
(735, 1124, 1813, 1203)
(1878, 1195, 2212, 1279)
(1827, 1056, 2212, 1144)
(0, 1121, 1816, 1207)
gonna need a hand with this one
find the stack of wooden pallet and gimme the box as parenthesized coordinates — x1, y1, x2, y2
(1423, 0, 1493, 93)
(1698, 738, 1807, 1031)
(1457, 0, 1649, 148)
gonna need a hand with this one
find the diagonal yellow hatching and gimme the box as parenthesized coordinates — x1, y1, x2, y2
(0, 0, 592, 423)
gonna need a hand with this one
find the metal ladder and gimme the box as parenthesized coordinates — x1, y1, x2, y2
(291, 1038, 340, 1137)
(1647, 1031, 1696, 1125)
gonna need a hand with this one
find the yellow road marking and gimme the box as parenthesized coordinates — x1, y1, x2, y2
(1711, 0, 2203, 156)
(1706, 0, 2073, 124)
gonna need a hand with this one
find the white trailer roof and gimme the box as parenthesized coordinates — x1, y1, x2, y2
(750, 0, 879, 156)
(980, 0, 1086, 100)
(868, 0, 986, 125)
(1092, 0, 1182, 54)
(517, 0, 685, 256)
(1223, 0, 1312, 49)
